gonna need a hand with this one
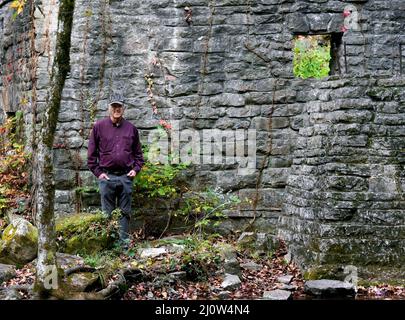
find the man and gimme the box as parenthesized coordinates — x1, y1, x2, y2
(87, 93, 144, 249)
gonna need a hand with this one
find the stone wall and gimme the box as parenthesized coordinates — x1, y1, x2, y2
(1, 0, 404, 282)
(280, 76, 405, 281)
(0, 0, 62, 150)
(0, 3, 33, 122)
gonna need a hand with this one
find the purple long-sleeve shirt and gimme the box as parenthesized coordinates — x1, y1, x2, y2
(87, 117, 145, 178)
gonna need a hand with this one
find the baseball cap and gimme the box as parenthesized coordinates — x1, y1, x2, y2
(109, 93, 125, 107)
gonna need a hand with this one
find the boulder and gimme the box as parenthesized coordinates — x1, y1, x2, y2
(215, 243, 237, 260)
(237, 232, 279, 251)
(277, 275, 294, 284)
(56, 253, 85, 271)
(0, 263, 16, 283)
(0, 288, 23, 300)
(167, 244, 185, 254)
(279, 284, 298, 291)
(304, 280, 356, 297)
(0, 218, 38, 265)
(139, 247, 168, 258)
(218, 291, 230, 299)
(31, 253, 85, 272)
(224, 258, 241, 277)
(263, 289, 292, 300)
(65, 272, 100, 292)
(240, 261, 262, 271)
(221, 274, 241, 291)
(55, 213, 117, 255)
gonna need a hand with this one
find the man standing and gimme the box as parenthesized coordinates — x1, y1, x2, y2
(87, 93, 144, 249)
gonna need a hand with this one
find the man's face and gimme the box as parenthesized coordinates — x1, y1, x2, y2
(109, 103, 124, 120)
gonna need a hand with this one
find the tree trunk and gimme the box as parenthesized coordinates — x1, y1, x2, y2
(33, 0, 76, 298)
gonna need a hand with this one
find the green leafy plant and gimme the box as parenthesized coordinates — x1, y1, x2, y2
(176, 187, 242, 238)
(75, 186, 100, 195)
(80, 249, 124, 288)
(132, 144, 189, 199)
(293, 35, 331, 79)
(0, 197, 7, 216)
(179, 235, 223, 281)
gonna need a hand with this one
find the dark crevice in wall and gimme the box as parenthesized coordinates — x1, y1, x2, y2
(330, 32, 344, 75)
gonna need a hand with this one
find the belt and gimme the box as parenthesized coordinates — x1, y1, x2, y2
(104, 169, 128, 176)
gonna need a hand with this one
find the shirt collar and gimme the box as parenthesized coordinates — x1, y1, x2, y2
(109, 117, 123, 127)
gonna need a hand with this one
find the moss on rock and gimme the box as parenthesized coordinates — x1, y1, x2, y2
(0, 218, 38, 265)
(303, 265, 344, 280)
(56, 212, 118, 255)
(65, 272, 100, 292)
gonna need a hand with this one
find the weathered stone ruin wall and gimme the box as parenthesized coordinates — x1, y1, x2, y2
(1, 0, 404, 282)
(0, 3, 33, 124)
(281, 76, 405, 281)
(0, 0, 61, 153)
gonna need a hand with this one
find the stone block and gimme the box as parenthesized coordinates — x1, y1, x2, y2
(224, 258, 242, 277)
(286, 13, 309, 33)
(272, 117, 290, 129)
(304, 280, 355, 297)
(221, 274, 241, 290)
(262, 289, 292, 300)
(54, 169, 77, 190)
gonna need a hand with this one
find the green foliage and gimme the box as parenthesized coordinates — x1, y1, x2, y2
(149, 235, 225, 281)
(176, 187, 241, 237)
(179, 235, 223, 281)
(0, 198, 7, 215)
(132, 144, 189, 199)
(81, 250, 124, 288)
(293, 35, 331, 79)
(75, 186, 99, 195)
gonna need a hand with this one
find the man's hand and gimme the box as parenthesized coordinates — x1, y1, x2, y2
(127, 169, 137, 178)
(98, 173, 110, 180)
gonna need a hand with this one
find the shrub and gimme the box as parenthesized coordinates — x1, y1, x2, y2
(176, 187, 241, 238)
(293, 35, 331, 79)
(132, 144, 190, 199)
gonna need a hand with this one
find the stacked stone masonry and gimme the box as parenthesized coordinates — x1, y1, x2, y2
(1, 0, 404, 282)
